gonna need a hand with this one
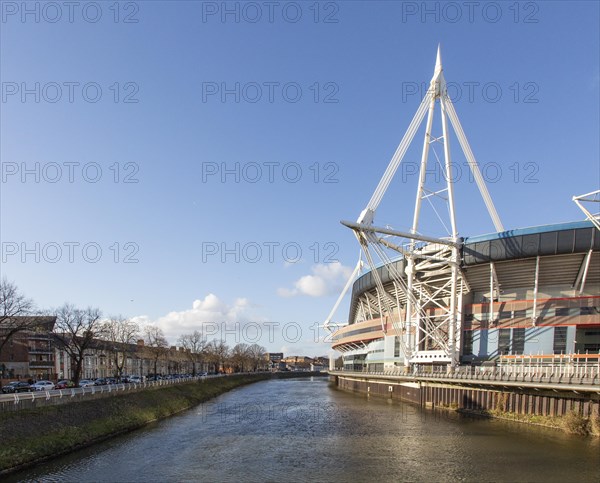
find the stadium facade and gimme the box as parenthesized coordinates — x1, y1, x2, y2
(332, 221, 600, 371)
(327, 48, 600, 370)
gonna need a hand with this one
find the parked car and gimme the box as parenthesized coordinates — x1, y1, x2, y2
(78, 379, 95, 388)
(55, 380, 75, 389)
(1, 381, 32, 393)
(129, 376, 142, 384)
(94, 378, 108, 386)
(31, 380, 55, 391)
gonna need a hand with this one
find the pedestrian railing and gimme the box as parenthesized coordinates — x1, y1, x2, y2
(0, 372, 270, 411)
(331, 365, 600, 387)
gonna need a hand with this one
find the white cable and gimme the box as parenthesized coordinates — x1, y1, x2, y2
(443, 95, 504, 232)
(366, 91, 432, 212)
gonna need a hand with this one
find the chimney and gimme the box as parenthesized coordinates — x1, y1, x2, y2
(137, 339, 145, 347)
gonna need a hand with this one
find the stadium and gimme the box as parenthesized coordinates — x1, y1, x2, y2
(327, 49, 600, 371)
(331, 220, 600, 371)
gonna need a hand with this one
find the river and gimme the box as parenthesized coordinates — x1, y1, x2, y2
(8, 377, 600, 482)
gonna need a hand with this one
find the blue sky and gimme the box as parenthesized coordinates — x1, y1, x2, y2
(1, 1, 599, 356)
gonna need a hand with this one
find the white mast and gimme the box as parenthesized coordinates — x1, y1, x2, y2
(573, 190, 600, 231)
(335, 46, 504, 368)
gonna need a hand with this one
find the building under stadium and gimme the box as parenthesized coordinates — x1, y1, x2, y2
(326, 48, 600, 371)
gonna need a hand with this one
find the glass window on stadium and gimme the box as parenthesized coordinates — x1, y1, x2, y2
(345, 353, 367, 371)
(575, 328, 600, 353)
(394, 336, 401, 358)
(553, 327, 568, 354)
(555, 307, 579, 317)
(512, 328, 525, 355)
(463, 331, 473, 355)
(498, 329, 511, 355)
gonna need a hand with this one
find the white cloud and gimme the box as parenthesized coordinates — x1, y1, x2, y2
(132, 293, 263, 342)
(277, 262, 353, 298)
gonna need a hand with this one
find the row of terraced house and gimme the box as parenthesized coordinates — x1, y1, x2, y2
(0, 316, 208, 382)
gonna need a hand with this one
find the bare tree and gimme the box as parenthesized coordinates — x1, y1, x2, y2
(230, 343, 250, 372)
(178, 330, 207, 376)
(206, 339, 229, 373)
(101, 316, 140, 381)
(203, 342, 217, 374)
(53, 304, 104, 386)
(248, 343, 266, 372)
(144, 325, 168, 377)
(0, 278, 35, 355)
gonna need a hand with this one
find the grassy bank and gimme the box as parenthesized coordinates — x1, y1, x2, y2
(480, 408, 600, 436)
(0, 374, 270, 474)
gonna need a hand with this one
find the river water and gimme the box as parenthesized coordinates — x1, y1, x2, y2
(8, 377, 600, 482)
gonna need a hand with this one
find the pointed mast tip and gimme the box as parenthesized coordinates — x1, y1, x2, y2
(434, 44, 443, 75)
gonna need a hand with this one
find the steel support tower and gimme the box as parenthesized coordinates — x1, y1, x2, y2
(330, 47, 504, 368)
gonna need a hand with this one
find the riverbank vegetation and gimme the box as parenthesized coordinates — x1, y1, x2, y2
(483, 408, 600, 436)
(0, 374, 270, 474)
(434, 401, 600, 436)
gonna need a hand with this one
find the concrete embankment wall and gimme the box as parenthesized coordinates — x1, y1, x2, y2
(334, 374, 600, 432)
(420, 384, 599, 418)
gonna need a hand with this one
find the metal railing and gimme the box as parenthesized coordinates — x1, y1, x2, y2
(331, 363, 600, 387)
(0, 376, 193, 407)
(0, 372, 271, 410)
